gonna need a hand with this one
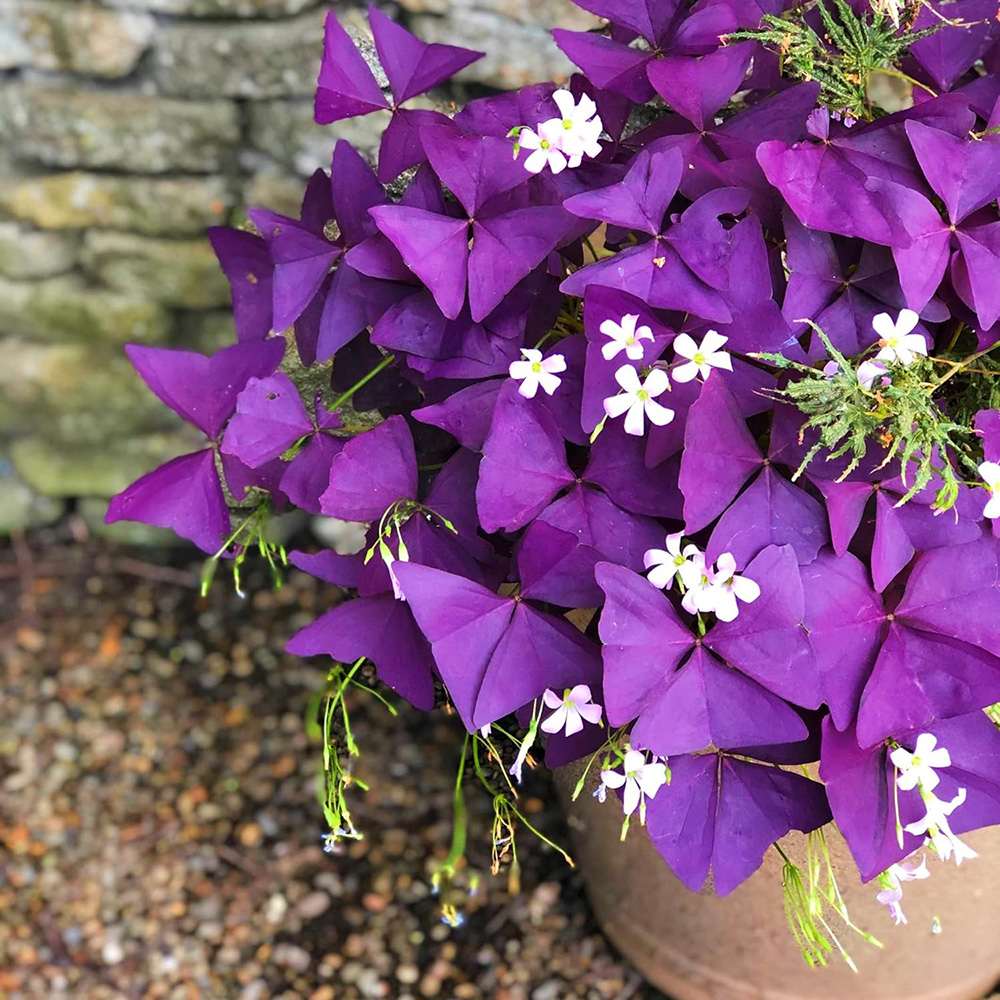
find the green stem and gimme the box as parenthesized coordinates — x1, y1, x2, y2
(329, 352, 396, 411)
(933, 342, 1000, 390)
(441, 735, 470, 874)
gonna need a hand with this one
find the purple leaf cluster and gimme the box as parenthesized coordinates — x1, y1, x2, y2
(107, 0, 1000, 896)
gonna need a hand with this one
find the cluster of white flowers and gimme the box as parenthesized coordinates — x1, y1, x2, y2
(516, 90, 603, 175)
(874, 733, 978, 925)
(602, 327, 732, 437)
(643, 533, 759, 623)
(597, 746, 669, 825)
(892, 733, 977, 865)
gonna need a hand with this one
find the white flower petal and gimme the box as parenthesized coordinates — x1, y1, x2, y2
(978, 461, 1000, 487)
(542, 687, 563, 709)
(732, 575, 760, 603)
(603, 392, 633, 419)
(517, 377, 539, 399)
(643, 367, 670, 397)
(537, 369, 562, 395)
(622, 778, 641, 816)
(614, 363, 641, 392)
(564, 709, 584, 737)
(701, 329, 729, 354)
(523, 147, 548, 174)
(644, 398, 675, 426)
(672, 333, 698, 360)
(872, 311, 897, 340)
(896, 308, 920, 336)
(541, 704, 568, 734)
(671, 360, 699, 383)
(623, 399, 646, 436)
(601, 769, 626, 789)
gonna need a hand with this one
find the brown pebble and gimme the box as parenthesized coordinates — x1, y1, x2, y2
(238, 823, 263, 848)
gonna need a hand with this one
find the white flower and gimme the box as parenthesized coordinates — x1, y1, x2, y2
(709, 552, 761, 623)
(551, 88, 603, 165)
(876, 885, 907, 925)
(822, 360, 840, 378)
(509, 722, 539, 785)
(680, 552, 719, 616)
(518, 119, 569, 175)
(891, 732, 951, 793)
(600, 748, 668, 821)
(905, 788, 978, 866)
(643, 533, 702, 591)
(978, 461, 1000, 519)
(509, 347, 566, 398)
(671, 330, 733, 383)
(600, 313, 654, 362)
(873, 309, 928, 366)
(603, 364, 674, 436)
(857, 359, 890, 390)
(540, 685, 603, 737)
(877, 853, 930, 923)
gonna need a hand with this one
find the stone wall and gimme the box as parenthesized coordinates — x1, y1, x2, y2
(0, 0, 594, 536)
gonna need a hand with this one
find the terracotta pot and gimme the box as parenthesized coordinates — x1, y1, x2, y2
(555, 764, 1000, 1000)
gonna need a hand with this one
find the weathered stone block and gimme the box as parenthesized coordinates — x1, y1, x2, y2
(0, 86, 240, 173)
(81, 232, 230, 309)
(247, 99, 387, 176)
(152, 9, 325, 98)
(0, 339, 178, 443)
(411, 11, 578, 87)
(0, 172, 233, 236)
(11, 432, 199, 498)
(398, 0, 595, 30)
(242, 170, 306, 219)
(0, 222, 78, 280)
(1, 1, 154, 77)
(0, 275, 170, 344)
(0, 465, 63, 534)
(103, 0, 320, 16)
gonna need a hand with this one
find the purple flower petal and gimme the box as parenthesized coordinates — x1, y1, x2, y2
(221, 373, 313, 469)
(207, 227, 273, 343)
(319, 415, 418, 522)
(678, 374, 762, 532)
(314, 11, 389, 124)
(706, 466, 828, 567)
(124, 340, 284, 440)
(286, 595, 436, 710)
(105, 449, 228, 554)
(476, 382, 574, 533)
(368, 6, 482, 106)
(705, 544, 820, 708)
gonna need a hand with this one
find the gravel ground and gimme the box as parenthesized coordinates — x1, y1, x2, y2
(0, 526, 666, 1000)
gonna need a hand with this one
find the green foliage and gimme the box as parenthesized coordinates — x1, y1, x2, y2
(728, 0, 940, 119)
(306, 658, 399, 852)
(755, 320, 989, 513)
(199, 502, 287, 597)
(778, 830, 882, 971)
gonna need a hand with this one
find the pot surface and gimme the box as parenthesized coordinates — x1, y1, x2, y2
(556, 765, 1000, 1000)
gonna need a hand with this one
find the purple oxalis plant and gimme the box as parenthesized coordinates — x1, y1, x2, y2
(106, 0, 1000, 964)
